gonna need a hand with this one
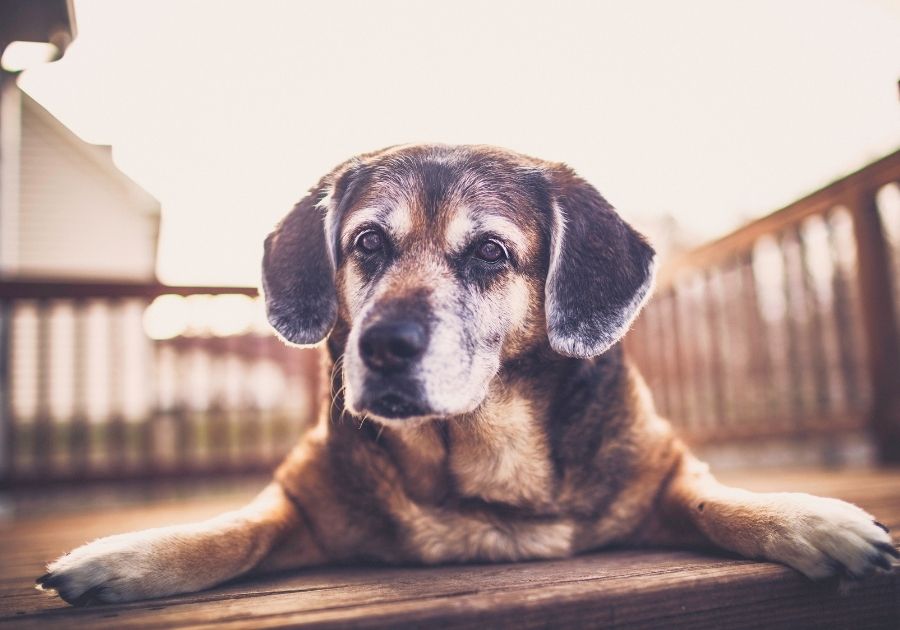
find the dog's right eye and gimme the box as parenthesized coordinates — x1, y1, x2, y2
(355, 229, 385, 254)
(475, 239, 507, 263)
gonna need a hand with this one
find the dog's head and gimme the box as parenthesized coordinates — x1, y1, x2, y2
(262, 145, 655, 423)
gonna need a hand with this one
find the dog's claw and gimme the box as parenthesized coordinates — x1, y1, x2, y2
(873, 541, 900, 559)
(69, 585, 107, 607)
(35, 571, 63, 591)
(872, 553, 894, 571)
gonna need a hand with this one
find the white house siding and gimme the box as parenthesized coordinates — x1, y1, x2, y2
(13, 90, 159, 279)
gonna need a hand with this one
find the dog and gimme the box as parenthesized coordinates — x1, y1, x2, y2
(36, 144, 897, 605)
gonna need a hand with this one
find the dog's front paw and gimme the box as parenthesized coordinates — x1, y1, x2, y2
(761, 494, 898, 580)
(36, 528, 192, 605)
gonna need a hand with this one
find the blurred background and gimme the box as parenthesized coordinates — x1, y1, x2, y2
(1, 0, 899, 510)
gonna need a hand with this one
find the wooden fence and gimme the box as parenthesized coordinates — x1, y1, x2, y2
(0, 281, 319, 488)
(626, 149, 900, 462)
(1, 150, 899, 488)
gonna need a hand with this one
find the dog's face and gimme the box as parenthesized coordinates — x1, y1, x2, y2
(262, 145, 655, 423)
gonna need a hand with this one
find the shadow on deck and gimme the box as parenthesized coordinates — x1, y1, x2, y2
(1, 468, 898, 629)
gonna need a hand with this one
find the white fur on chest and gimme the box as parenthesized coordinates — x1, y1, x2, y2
(380, 392, 569, 564)
(402, 506, 575, 563)
(448, 393, 553, 506)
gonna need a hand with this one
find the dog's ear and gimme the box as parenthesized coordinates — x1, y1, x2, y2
(261, 163, 368, 345)
(544, 168, 656, 358)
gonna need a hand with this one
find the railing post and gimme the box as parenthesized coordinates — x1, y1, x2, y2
(850, 185, 900, 463)
(0, 299, 11, 485)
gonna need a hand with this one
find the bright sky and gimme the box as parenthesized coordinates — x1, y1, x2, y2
(16, 0, 900, 285)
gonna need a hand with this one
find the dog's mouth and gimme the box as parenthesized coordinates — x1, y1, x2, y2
(366, 392, 430, 419)
(355, 380, 432, 421)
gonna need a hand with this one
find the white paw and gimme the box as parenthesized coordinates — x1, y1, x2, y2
(36, 526, 200, 605)
(760, 493, 898, 579)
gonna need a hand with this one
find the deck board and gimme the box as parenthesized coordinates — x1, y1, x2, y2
(1, 469, 898, 628)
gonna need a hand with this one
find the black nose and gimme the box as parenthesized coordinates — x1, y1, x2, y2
(359, 320, 427, 372)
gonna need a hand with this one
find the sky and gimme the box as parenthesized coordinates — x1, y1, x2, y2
(16, 0, 900, 285)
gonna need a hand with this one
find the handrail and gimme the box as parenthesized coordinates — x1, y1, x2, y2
(0, 279, 259, 299)
(658, 149, 900, 288)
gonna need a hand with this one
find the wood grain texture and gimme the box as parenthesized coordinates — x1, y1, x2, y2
(1, 469, 898, 629)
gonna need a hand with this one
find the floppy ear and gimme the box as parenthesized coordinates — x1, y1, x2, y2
(261, 164, 366, 345)
(544, 168, 656, 358)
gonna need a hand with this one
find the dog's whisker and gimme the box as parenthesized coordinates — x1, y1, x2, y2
(330, 356, 344, 388)
(329, 387, 344, 411)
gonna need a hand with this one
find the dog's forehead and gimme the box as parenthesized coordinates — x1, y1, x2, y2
(341, 147, 546, 249)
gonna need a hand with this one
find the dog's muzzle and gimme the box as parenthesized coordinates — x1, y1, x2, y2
(356, 318, 431, 419)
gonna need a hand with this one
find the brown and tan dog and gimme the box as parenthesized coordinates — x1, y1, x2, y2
(37, 144, 897, 605)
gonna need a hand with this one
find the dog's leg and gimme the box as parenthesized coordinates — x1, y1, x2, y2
(643, 455, 898, 579)
(36, 483, 317, 605)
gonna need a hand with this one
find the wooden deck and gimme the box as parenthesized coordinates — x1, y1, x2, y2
(1, 469, 898, 629)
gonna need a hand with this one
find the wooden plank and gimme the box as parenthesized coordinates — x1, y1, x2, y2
(0, 469, 898, 628)
(4, 559, 898, 630)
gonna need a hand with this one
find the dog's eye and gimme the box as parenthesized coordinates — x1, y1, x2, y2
(356, 229, 384, 254)
(475, 239, 507, 263)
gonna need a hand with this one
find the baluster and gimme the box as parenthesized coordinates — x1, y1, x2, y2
(875, 183, 900, 313)
(138, 298, 158, 477)
(33, 300, 52, 480)
(654, 293, 674, 423)
(740, 251, 775, 426)
(271, 339, 295, 460)
(667, 287, 688, 431)
(624, 312, 647, 376)
(793, 226, 829, 431)
(849, 186, 900, 462)
(303, 342, 323, 431)
(171, 337, 193, 475)
(69, 300, 90, 477)
(640, 314, 659, 402)
(237, 333, 262, 469)
(720, 262, 746, 431)
(703, 269, 728, 436)
(780, 230, 810, 432)
(106, 299, 127, 475)
(0, 298, 14, 485)
(671, 279, 697, 433)
(207, 336, 230, 472)
(681, 276, 705, 436)
(827, 210, 866, 417)
(636, 304, 663, 410)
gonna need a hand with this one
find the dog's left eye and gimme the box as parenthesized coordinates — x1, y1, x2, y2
(355, 229, 385, 254)
(475, 239, 507, 263)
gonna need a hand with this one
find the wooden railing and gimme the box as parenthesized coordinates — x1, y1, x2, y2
(2, 150, 899, 487)
(0, 281, 320, 488)
(627, 149, 900, 462)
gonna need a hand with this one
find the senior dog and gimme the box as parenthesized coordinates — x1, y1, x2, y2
(37, 144, 897, 605)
